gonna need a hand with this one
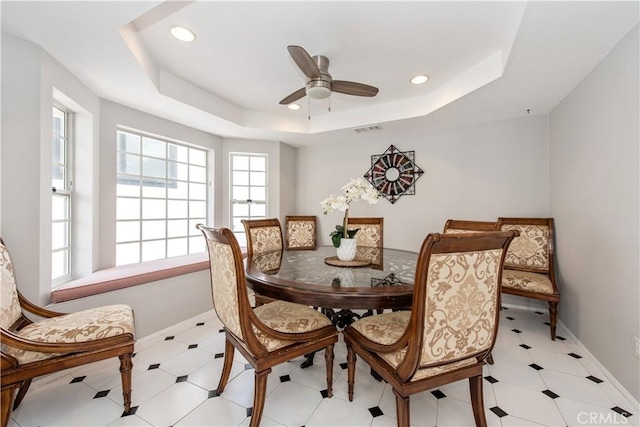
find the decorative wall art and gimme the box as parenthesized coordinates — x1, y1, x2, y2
(363, 145, 424, 204)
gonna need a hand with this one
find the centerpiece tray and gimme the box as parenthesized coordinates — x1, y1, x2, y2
(324, 256, 371, 268)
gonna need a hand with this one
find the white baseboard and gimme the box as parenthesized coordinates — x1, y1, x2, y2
(502, 303, 640, 411)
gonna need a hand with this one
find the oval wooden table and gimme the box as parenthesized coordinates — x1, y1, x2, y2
(245, 246, 418, 327)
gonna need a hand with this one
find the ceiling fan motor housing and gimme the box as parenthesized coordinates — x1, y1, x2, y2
(306, 55, 332, 99)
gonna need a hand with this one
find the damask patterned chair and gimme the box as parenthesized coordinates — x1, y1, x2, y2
(347, 217, 384, 248)
(196, 225, 338, 427)
(497, 217, 561, 340)
(285, 216, 317, 250)
(343, 231, 517, 427)
(0, 238, 135, 427)
(242, 218, 283, 257)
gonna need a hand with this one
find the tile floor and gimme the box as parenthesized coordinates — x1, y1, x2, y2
(8, 307, 638, 427)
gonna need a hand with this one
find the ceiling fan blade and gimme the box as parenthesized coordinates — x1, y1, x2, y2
(287, 45, 321, 79)
(332, 80, 379, 97)
(279, 87, 306, 105)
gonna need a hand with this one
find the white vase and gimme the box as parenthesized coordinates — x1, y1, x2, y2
(336, 238, 357, 261)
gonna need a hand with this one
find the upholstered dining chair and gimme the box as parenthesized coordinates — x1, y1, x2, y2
(0, 238, 136, 427)
(285, 215, 317, 250)
(196, 225, 338, 427)
(443, 219, 498, 234)
(242, 218, 284, 257)
(343, 231, 518, 427)
(496, 217, 561, 340)
(347, 217, 384, 248)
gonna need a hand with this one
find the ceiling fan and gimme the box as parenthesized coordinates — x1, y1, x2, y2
(279, 45, 379, 105)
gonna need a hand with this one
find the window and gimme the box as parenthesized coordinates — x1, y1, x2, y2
(230, 153, 267, 247)
(52, 105, 72, 284)
(116, 130, 208, 266)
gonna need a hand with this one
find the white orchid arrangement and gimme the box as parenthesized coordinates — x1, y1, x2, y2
(321, 178, 380, 247)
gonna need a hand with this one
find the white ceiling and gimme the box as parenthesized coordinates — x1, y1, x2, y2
(2, 1, 638, 146)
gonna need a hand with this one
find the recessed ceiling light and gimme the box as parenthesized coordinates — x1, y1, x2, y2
(287, 104, 301, 110)
(410, 75, 429, 85)
(170, 25, 196, 42)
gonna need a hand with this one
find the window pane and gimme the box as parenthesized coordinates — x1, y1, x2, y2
(233, 186, 249, 200)
(168, 219, 188, 238)
(189, 236, 205, 254)
(169, 162, 188, 181)
(250, 203, 266, 217)
(188, 219, 203, 236)
(52, 194, 68, 220)
(168, 181, 189, 199)
(142, 220, 166, 240)
(52, 222, 68, 250)
(52, 165, 65, 189)
(234, 232, 247, 248)
(117, 178, 140, 197)
(116, 242, 140, 266)
(190, 165, 206, 183)
(168, 238, 188, 257)
(142, 199, 166, 219)
(168, 200, 188, 219)
(189, 183, 206, 200)
(250, 171, 265, 186)
(52, 136, 65, 164)
(143, 137, 166, 159)
(233, 155, 249, 170)
(142, 240, 165, 262)
(190, 148, 206, 166)
(142, 157, 166, 179)
(250, 187, 266, 201)
(117, 221, 140, 243)
(118, 132, 140, 154)
(233, 171, 249, 185)
(117, 197, 140, 220)
(232, 217, 245, 232)
(51, 250, 68, 280)
(118, 153, 140, 176)
(170, 144, 188, 163)
(189, 201, 206, 218)
(53, 107, 65, 136)
(250, 156, 266, 171)
(233, 203, 248, 216)
(142, 183, 166, 199)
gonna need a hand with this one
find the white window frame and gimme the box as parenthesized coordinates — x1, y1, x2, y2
(230, 153, 268, 246)
(115, 129, 209, 266)
(52, 104, 73, 286)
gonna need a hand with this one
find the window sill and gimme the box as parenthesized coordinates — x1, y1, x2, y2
(50, 253, 210, 303)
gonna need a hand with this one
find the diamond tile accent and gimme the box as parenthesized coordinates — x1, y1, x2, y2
(196, 322, 205, 326)
(176, 375, 189, 383)
(122, 406, 138, 417)
(490, 406, 508, 418)
(506, 316, 515, 320)
(320, 389, 329, 398)
(219, 328, 225, 333)
(544, 322, 551, 326)
(586, 375, 603, 384)
(556, 336, 567, 341)
(542, 389, 559, 399)
(535, 311, 544, 315)
(94, 390, 110, 398)
(529, 363, 543, 371)
(484, 376, 499, 384)
(519, 344, 532, 349)
(368, 406, 384, 417)
(340, 362, 348, 370)
(511, 328, 522, 333)
(165, 336, 175, 341)
(246, 407, 253, 417)
(244, 363, 252, 370)
(431, 390, 446, 399)
(208, 390, 218, 398)
(70, 376, 86, 383)
(214, 353, 224, 359)
(568, 352, 582, 359)
(611, 406, 633, 417)
(188, 344, 198, 349)
(280, 375, 291, 383)
(148, 363, 160, 370)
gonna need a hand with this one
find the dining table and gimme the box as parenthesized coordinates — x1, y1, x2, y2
(244, 245, 418, 328)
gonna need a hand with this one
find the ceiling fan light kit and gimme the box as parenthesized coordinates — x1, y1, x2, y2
(280, 45, 379, 106)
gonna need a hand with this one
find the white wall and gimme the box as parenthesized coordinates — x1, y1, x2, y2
(296, 115, 550, 252)
(549, 25, 639, 400)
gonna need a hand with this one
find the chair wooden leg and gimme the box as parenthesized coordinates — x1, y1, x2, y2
(249, 368, 270, 427)
(119, 353, 133, 414)
(346, 345, 356, 401)
(217, 339, 235, 394)
(1, 384, 17, 427)
(393, 389, 410, 427)
(324, 344, 335, 398)
(549, 301, 558, 340)
(469, 375, 488, 427)
(12, 379, 32, 410)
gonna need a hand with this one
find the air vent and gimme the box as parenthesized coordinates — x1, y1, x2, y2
(353, 125, 383, 133)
